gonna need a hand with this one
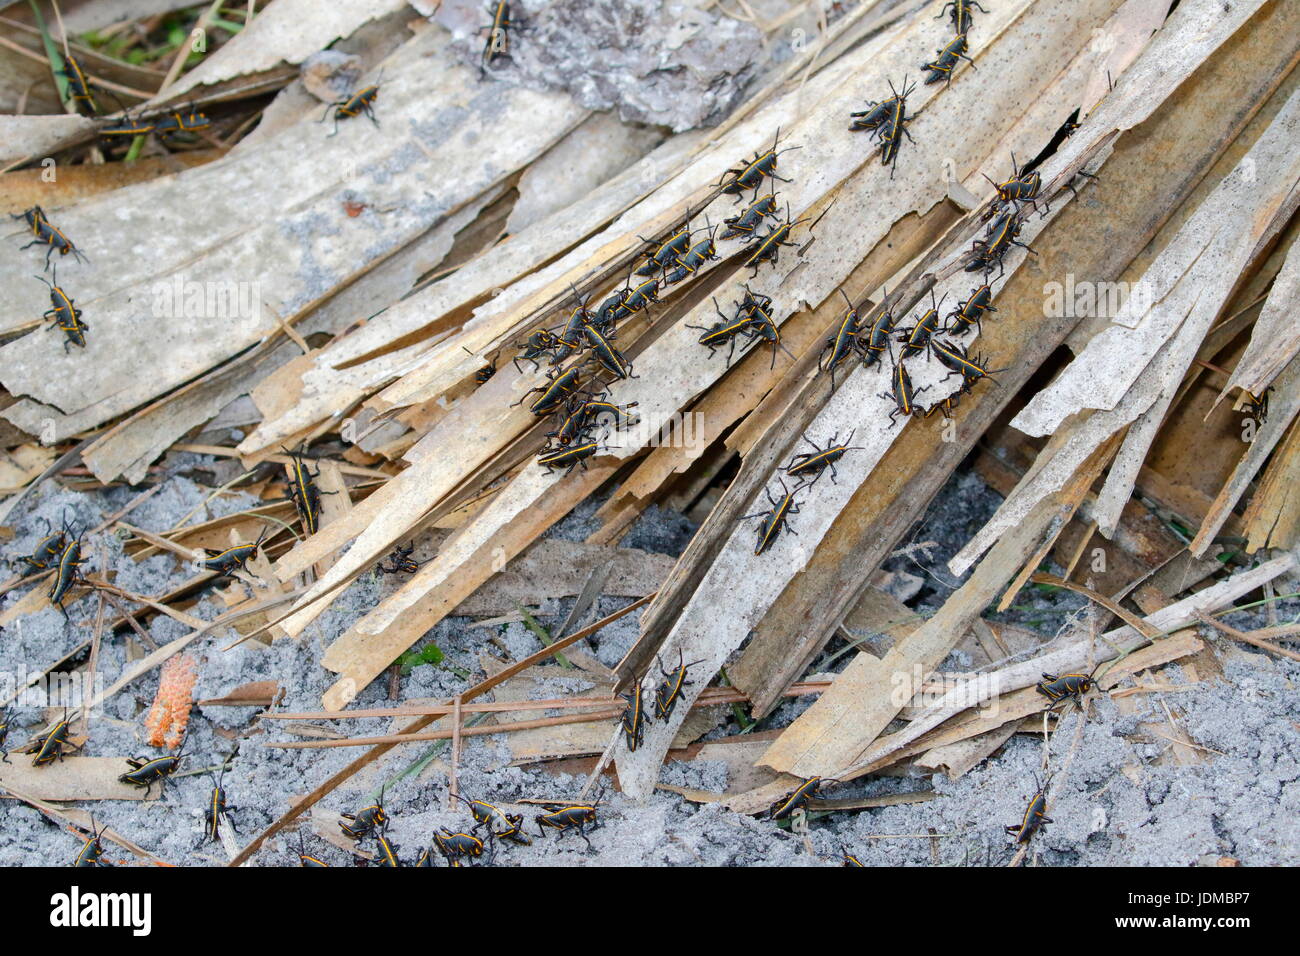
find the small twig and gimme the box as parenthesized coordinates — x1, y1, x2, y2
(173, 444, 392, 480)
(263, 300, 311, 355)
(96, 483, 167, 531)
(267, 709, 621, 750)
(1195, 611, 1300, 662)
(85, 580, 206, 631)
(262, 680, 833, 722)
(103, 592, 159, 651)
(1150, 731, 1225, 757)
(83, 545, 107, 737)
(448, 695, 463, 811)
(1245, 623, 1300, 641)
(1264, 579, 1278, 628)
(117, 521, 202, 562)
(715, 0, 761, 25)
(1110, 682, 1201, 698)
(166, 467, 261, 533)
(268, 682, 836, 750)
(858, 830, 966, 840)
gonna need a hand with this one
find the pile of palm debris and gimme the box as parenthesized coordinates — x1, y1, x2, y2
(0, 0, 1297, 867)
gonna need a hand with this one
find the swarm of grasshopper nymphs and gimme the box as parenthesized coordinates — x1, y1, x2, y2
(144, 653, 198, 748)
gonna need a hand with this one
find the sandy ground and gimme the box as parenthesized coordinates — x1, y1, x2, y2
(1, 453, 1295, 867)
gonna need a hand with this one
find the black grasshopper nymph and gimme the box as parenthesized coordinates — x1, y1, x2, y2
(37, 268, 89, 351)
(548, 393, 638, 447)
(982, 153, 1044, 220)
(434, 827, 485, 865)
(153, 107, 212, 138)
(513, 365, 585, 416)
(896, 289, 947, 360)
(200, 758, 238, 846)
(283, 445, 332, 537)
(937, 0, 989, 35)
(0, 707, 11, 763)
(497, 812, 531, 845)
(14, 515, 69, 578)
(784, 429, 863, 486)
(718, 127, 800, 203)
(922, 32, 976, 86)
(743, 203, 816, 276)
(18, 209, 88, 271)
(57, 53, 99, 116)
(930, 338, 1006, 391)
(768, 776, 835, 821)
(1035, 662, 1102, 710)
(48, 530, 86, 618)
(72, 816, 112, 867)
(339, 788, 388, 841)
(538, 438, 602, 477)
(451, 792, 514, 838)
(721, 194, 778, 240)
(619, 275, 661, 316)
(849, 77, 914, 137)
(118, 750, 185, 797)
(480, 2, 522, 74)
(619, 682, 645, 751)
(371, 827, 402, 867)
(664, 222, 719, 285)
(634, 218, 694, 277)
(743, 303, 796, 370)
(966, 209, 1036, 278)
(514, 328, 561, 372)
(652, 649, 705, 722)
(535, 798, 601, 849)
(99, 112, 158, 141)
(321, 75, 381, 137)
(27, 711, 80, 767)
(819, 288, 865, 389)
(201, 526, 270, 577)
(1006, 776, 1052, 843)
(582, 322, 636, 379)
(741, 478, 804, 556)
(857, 301, 896, 369)
(945, 284, 997, 337)
(879, 352, 930, 425)
(377, 542, 420, 575)
(688, 296, 763, 367)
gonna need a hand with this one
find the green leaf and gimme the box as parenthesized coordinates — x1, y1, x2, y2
(28, 1, 70, 105)
(124, 134, 147, 163)
(395, 643, 444, 675)
(516, 603, 572, 669)
(718, 667, 754, 731)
